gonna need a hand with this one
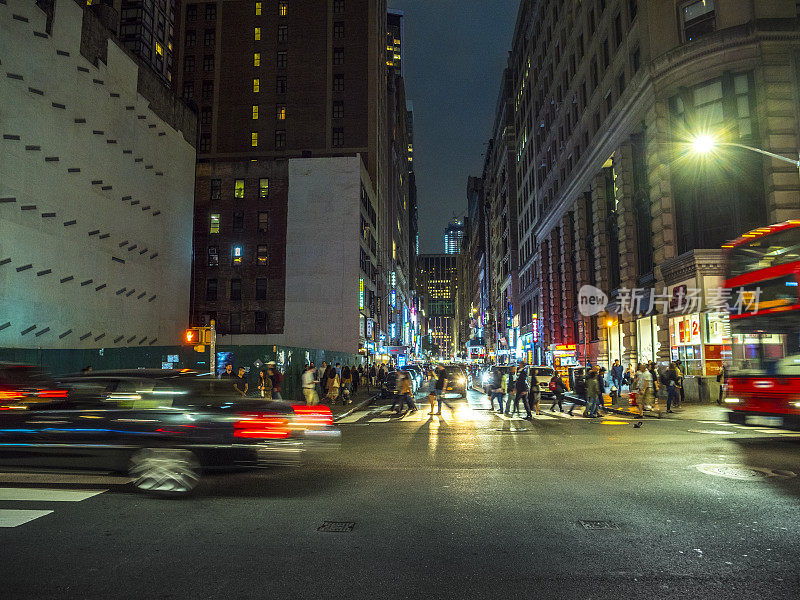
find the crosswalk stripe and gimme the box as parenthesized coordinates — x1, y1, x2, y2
(0, 488, 107, 502)
(0, 472, 131, 485)
(337, 410, 371, 424)
(0, 509, 54, 528)
(369, 418, 392, 423)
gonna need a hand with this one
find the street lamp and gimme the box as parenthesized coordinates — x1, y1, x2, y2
(690, 134, 800, 172)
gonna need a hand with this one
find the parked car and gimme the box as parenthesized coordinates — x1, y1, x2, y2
(0, 369, 339, 496)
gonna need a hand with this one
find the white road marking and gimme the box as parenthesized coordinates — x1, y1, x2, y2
(0, 509, 54, 528)
(0, 488, 108, 502)
(0, 472, 130, 485)
(368, 418, 392, 423)
(337, 411, 371, 424)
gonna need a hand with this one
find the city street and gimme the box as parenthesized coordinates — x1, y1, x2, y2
(1, 389, 798, 600)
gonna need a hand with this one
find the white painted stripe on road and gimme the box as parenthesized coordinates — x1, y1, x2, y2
(0, 472, 131, 485)
(779, 433, 800, 437)
(0, 509, 54, 528)
(0, 488, 107, 502)
(368, 418, 392, 423)
(337, 410, 371, 424)
(751, 428, 796, 434)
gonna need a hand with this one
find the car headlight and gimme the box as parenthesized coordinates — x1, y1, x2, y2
(458, 377, 466, 385)
(724, 397, 741, 404)
(481, 374, 490, 384)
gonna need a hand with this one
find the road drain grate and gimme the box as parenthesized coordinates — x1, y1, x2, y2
(579, 520, 620, 530)
(317, 521, 355, 532)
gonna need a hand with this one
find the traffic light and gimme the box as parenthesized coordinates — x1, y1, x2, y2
(184, 328, 202, 344)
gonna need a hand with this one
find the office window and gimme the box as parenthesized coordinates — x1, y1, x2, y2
(258, 211, 269, 232)
(202, 80, 213, 99)
(254, 310, 267, 333)
(185, 30, 196, 48)
(254, 52, 260, 67)
(187, 5, 197, 21)
(275, 130, 286, 149)
(279, 1, 287, 16)
(230, 278, 242, 300)
(232, 246, 243, 267)
(206, 278, 217, 301)
(276, 76, 287, 93)
(205, 3, 216, 21)
(333, 101, 343, 119)
(252, 105, 259, 120)
(333, 74, 344, 92)
(257, 244, 268, 265)
(234, 179, 245, 198)
(333, 22, 344, 40)
(277, 51, 287, 68)
(278, 25, 287, 42)
(182, 82, 194, 99)
(251, 132, 258, 147)
(254, 27, 261, 41)
(201, 107, 212, 125)
(276, 105, 286, 120)
(203, 54, 214, 71)
(210, 213, 220, 233)
(253, 78, 260, 93)
(332, 127, 344, 147)
(210, 179, 221, 200)
(259, 178, 269, 198)
(333, 0, 344, 13)
(333, 47, 344, 65)
(184, 56, 195, 73)
(229, 312, 241, 334)
(233, 213, 244, 233)
(208, 246, 219, 267)
(255, 1, 261, 15)
(204, 29, 215, 46)
(682, 0, 715, 41)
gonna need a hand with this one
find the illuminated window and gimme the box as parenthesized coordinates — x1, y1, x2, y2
(210, 213, 220, 234)
(257, 244, 268, 265)
(155, 42, 163, 56)
(279, 1, 287, 16)
(232, 246, 243, 265)
(251, 132, 258, 147)
(254, 52, 260, 66)
(259, 178, 269, 198)
(255, 2, 261, 15)
(252, 105, 259, 119)
(253, 78, 260, 92)
(254, 27, 261, 41)
(392, 240, 396, 260)
(234, 179, 245, 198)
(276, 105, 286, 120)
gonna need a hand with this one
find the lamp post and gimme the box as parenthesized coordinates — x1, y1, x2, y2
(690, 135, 800, 172)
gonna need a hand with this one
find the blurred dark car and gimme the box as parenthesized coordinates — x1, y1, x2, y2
(0, 362, 67, 404)
(379, 370, 400, 400)
(442, 365, 467, 398)
(0, 370, 339, 496)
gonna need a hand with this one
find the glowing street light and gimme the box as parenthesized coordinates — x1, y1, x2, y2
(689, 133, 800, 173)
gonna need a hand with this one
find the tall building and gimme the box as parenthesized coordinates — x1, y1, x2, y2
(117, 0, 175, 83)
(505, 0, 800, 383)
(444, 218, 465, 254)
(177, 0, 405, 359)
(418, 254, 458, 358)
(0, 0, 196, 366)
(386, 8, 403, 77)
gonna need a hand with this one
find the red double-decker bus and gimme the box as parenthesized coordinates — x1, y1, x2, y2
(722, 220, 800, 429)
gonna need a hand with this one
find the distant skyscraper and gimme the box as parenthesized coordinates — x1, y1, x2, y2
(444, 218, 465, 255)
(387, 8, 404, 77)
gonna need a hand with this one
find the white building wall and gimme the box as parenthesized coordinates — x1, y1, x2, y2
(0, 0, 196, 349)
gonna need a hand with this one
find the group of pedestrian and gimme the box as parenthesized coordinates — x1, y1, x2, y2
(307, 361, 367, 405)
(220, 361, 283, 400)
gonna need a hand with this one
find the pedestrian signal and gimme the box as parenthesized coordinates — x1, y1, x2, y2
(184, 328, 201, 344)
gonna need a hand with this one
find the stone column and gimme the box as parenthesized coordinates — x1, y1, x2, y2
(560, 212, 576, 345)
(612, 140, 638, 366)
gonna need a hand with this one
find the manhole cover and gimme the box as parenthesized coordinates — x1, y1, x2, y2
(578, 520, 620, 530)
(688, 429, 736, 435)
(694, 464, 797, 480)
(317, 521, 355, 532)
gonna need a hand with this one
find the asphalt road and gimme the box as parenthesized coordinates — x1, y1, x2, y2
(1, 389, 798, 600)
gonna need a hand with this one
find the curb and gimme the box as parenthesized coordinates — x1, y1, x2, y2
(333, 393, 379, 422)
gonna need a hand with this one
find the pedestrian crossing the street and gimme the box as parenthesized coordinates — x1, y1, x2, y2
(0, 472, 128, 528)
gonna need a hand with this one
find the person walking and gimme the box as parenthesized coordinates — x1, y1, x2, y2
(341, 365, 352, 404)
(301, 365, 319, 405)
(549, 372, 567, 412)
(369, 364, 377, 390)
(717, 363, 729, 405)
(675, 359, 686, 406)
(320, 363, 330, 398)
(636, 362, 661, 417)
(528, 367, 542, 415)
(611, 359, 624, 392)
(597, 367, 608, 416)
(489, 367, 504, 412)
(585, 370, 601, 418)
(504, 366, 517, 416)
(352, 365, 360, 395)
(326, 367, 341, 404)
(267, 362, 283, 399)
(511, 363, 533, 420)
(432, 365, 447, 415)
(393, 371, 418, 416)
(666, 362, 680, 413)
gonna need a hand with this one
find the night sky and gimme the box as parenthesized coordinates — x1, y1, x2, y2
(389, 0, 520, 253)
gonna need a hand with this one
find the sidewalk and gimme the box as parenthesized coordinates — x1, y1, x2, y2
(598, 392, 730, 421)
